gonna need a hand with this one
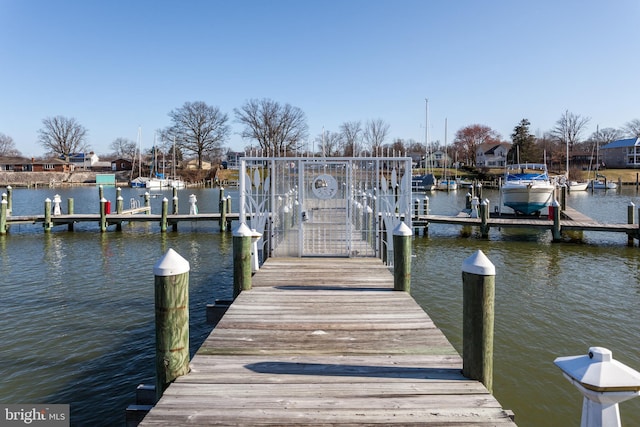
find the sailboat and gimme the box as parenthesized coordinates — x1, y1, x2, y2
(587, 128, 617, 190)
(129, 127, 150, 188)
(412, 99, 436, 192)
(436, 118, 457, 191)
(145, 134, 185, 189)
(565, 115, 589, 191)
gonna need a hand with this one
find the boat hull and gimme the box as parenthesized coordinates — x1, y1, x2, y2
(436, 180, 458, 191)
(502, 184, 554, 215)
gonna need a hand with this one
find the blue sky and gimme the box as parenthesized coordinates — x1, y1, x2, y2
(1, 0, 639, 158)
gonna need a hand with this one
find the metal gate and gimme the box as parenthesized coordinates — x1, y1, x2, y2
(239, 156, 412, 260)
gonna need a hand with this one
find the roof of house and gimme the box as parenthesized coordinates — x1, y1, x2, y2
(601, 137, 640, 149)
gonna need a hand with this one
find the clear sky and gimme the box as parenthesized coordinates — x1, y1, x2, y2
(1, 0, 639, 158)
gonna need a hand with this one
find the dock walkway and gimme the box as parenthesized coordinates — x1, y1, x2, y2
(139, 257, 517, 426)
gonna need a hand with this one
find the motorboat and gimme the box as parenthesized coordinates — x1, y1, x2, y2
(501, 163, 555, 215)
(589, 175, 617, 190)
(145, 175, 185, 189)
(436, 178, 458, 191)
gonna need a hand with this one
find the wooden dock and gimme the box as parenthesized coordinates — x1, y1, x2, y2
(138, 257, 517, 426)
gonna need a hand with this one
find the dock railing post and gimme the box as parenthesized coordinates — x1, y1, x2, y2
(462, 250, 495, 393)
(44, 198, 52, 232)
(551, 199, 561, 242)
(393, 222, 412, 292)
(0, 198, 7, 234)
(153, 248, 190, 401)
(161, 197, 168, 232)
(628, 202, 636, 247)
(233, 223, 253, 298)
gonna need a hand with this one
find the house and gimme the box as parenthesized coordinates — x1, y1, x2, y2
(0, 156, 33, 172)
(426, 150, 452, 169)
(184, 159, 212, 170)
(600, 137, 640, 168)
(475, 143, 510, 168)
(66, 152, 99, 169)
(111, 159, 133, 171)
(33, 158, 73, 172)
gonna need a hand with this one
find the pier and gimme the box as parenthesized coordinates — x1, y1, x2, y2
(137, 257, 517, 426)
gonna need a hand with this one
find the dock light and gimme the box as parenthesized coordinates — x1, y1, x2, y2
(554, 346, 640, 427)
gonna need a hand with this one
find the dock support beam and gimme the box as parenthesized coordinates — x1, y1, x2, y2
(393, 222, 412, 292)
(153, 249, 190, 401)
(462, 250, 495, 393)
(233, 223, 253, 298)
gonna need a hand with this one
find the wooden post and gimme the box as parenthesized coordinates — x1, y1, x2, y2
(6, 185, 12, 214)
(144, 192, 151, 213)
(462, 250, 495, 392)
(172, 195, 178, 215)
(153, 248, 190, 401)
(98, 185, 104, 202)
(67, 198, 74, 231)
(233, 223, 253, 298)
(551, 199, 561, 242)
(116, 195, 123, 214)
(480, 200, 489, 238)
(44, 198, 52, 232)
(100, 198, 107, 232)
(116, 187, 122, 212)
(0, 198, 7, 234)
(161, 197, 168, 232)
(393, 222, 412, 292)
(560, 185, 567, 211)
(628, 202, 636, 247)
(220, 197, 227, 232)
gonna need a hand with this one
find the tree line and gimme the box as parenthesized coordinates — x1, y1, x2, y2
(2, 98, 640, 171)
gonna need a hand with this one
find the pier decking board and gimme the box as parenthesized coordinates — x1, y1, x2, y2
(140, 258, 517, 426)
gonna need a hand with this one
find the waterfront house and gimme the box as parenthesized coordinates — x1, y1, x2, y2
(110, 159, 133, 172)
(475, 143, 510, 168)
(600, 137, 640, 168)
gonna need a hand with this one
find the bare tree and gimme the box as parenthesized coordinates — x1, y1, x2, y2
(110, 137, 137, 160)
(235, 99, 308, 156)
(166, 101, 230, 169)
(622, 119, 640, 138)
(313, 130, 342, 157)
(452, 124, 501, 166)
(549, 111, 590, 153)
(38, 116, 89, 159)
(363, 119, 390, 155)
(586, 127, 623, 147)
(339, 121, 362, 156)
(0, 133, 21, 157)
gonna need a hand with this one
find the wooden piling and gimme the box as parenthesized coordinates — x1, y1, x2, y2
(462, 250, 495, 393)
(100, 198, 107, 232)
(6, 185, 12, 214)
(161, 198, 168, 232)
(44, 198, 52, 232)
(480, 200, 489, 237)
(628, 202, 636, 247)
(220, 197, 227, 232)
(551, 199, 561, 241)
(144, 192, 151, 213)
(233, 223, 253, 298)
(393, 222, 412, 292)
(153, 248, 190, 401)
(98, 185, 104, 201)
(67, 198, 74, 231)
(0, 199, 7, 234)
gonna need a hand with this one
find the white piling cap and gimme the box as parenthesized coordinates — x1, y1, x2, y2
(393, 221, 413, 236)
(154, 248, 190, 277)
(554, 347, 640, 392)
(462, 250, 495, 276)
(233, 222, 253, 237)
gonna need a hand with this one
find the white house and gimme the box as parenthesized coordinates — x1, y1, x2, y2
(475, 143, 510, 167)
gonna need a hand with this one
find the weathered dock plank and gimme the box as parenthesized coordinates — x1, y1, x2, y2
(139, 258, 517, 426)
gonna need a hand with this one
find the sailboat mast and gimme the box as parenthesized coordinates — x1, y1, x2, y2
(425, 98, 429, 172)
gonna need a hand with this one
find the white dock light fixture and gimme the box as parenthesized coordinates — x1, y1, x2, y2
(554, 346, 640, 427)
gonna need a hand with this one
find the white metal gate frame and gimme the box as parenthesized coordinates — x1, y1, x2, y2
(239, 156, 412, 261)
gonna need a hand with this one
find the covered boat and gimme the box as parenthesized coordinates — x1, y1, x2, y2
(501, 163, 555, 215)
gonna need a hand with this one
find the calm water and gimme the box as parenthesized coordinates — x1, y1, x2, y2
(1, 185, 639, 426)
